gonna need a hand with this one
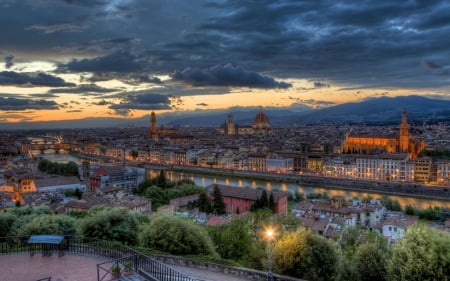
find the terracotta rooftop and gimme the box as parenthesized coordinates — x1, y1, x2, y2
(206, 184, 287, 202)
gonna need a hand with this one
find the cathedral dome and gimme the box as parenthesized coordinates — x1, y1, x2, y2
(253, 107, 270, 128)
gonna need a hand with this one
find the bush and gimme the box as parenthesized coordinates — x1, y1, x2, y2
(79, 207, 139, 245)
(140, 215, 216, 256)
(387, 226, 450, 281)
(15, 214, 77, 237)
(273, 227, 338, 281)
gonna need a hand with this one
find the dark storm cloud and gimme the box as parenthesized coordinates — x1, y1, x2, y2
(172, 64, 291, 88)
(87, 72, 162, 85)
(92, 100, 111, 106)
(313, 82, 330, 88)
(0, 97, 59, 110)
(4, 55, 14, 69)
(49, 84, 118, 94)
(0, 71, 75, 87)
(59, 51, 146, 73)
(2, 0, 450, 92)
(108, 93, 172, 111)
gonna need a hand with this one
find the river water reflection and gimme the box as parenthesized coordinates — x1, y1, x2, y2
(159, 170, 450, 209)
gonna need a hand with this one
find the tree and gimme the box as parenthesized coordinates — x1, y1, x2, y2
(79, 207, 139, 245)
(130, 150, 138, 160)
(259, 189, 269, 208)
(381, 195, 402, 211)
(210, 217, 254, 260)
(211, 184, 226, 214)
(387, 226, 450, 281)
(0, 212, 16, 237)
(273, 228, 338, 281)
(140, 215, 217, 256)
(156, 170, 168, 189)
(269, 192, 276, 213)
(354, 241, 389, 281)
(197, 191, 210, 213)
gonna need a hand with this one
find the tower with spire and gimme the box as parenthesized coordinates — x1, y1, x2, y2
(399, 108, 410, 152)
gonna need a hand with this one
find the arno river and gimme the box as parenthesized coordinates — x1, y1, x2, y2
(158, 170, 450, 210)
(41, 154, 450, 210)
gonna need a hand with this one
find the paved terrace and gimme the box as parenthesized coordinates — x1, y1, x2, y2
(0, 253, 252, 281)
(0, 253, 105, 281)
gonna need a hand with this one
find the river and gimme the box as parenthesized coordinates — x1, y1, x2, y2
(155, 170, 450, 210)
(42, 153, 450, 210)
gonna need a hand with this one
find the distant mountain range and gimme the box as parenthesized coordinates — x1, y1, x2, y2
(1, 95, 449, 130)
(164, 95, 450, 126)
(297, 95, 450, 124)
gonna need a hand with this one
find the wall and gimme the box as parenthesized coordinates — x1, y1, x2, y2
(152, 255, 306, 281)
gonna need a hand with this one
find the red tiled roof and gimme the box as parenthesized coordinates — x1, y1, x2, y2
(206, 184, 287, 202)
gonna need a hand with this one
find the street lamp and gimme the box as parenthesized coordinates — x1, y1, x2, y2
(266, 228, 275, 281)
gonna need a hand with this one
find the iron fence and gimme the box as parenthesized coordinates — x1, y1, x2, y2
(0, 235, 196, 281)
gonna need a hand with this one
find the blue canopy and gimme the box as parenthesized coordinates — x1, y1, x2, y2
(27, 235, 64, 245)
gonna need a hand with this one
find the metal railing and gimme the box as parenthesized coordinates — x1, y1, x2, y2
(0, 236, 196, 281)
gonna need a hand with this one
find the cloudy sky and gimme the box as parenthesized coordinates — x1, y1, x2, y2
(0, 0, 449, 126)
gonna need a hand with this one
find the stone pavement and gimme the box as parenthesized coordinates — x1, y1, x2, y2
(0, 253, 107, 281)
(0, 253, 251, 281)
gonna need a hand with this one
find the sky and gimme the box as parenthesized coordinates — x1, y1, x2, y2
(0, 0, 450, 127)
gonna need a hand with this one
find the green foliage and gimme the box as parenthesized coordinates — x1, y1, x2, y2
(197, 191, 210, 213)
(404, 205, 450, 221)
(381, 195, 402, 211)
(354, 241, 389, 281)
(421, 149, 450, 160)
(140, 215, 216, 256)
(294, 191, 304, 201)
(157, 170, 168, 189)
(250, 190, 277, 213)
(275, 214, 301, 232)
(38, 159, 79, 177)
(15, 214, 77, 237)
(306, 192, 329, 200)
(0, 212, 17, 237)
(273, 227, 338, 281)
(210, 217, 254, 260)
(139, 178, 203, 211)
(79, 207, 139, 245)
(64, 188, 83, 199)
(211, 184, 226, 215)
(129, 150, 138, 160)
(387, 226, 450, 281)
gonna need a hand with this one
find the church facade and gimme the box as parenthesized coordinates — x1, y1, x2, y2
(223, 107, 272, 135)
(343, 109, 425, 159)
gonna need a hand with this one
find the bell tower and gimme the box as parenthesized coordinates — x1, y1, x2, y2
(227, 114, 235, 135)
(399, 108, 409, 152)
(148, 112, 158, 140)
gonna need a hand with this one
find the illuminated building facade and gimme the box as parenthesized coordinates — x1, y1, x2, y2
(343, 109, 425, 159)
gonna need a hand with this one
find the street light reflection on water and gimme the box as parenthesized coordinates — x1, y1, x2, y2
(157, 170, 450, 209)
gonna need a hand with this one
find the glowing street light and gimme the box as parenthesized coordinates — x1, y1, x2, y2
(266, 228, 275, 281)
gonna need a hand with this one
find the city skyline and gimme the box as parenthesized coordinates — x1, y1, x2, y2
(1, 0, 450, 127)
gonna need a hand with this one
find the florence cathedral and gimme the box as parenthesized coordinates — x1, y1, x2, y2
(223, 106, 272, 135)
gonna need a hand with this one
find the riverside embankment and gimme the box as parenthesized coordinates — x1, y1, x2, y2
(148, 165, 450, 202)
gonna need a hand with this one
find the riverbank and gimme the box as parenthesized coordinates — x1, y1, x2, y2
(160, 165, 450, 202)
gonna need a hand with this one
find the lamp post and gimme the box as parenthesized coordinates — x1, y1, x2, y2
(266, 228, 274, 281)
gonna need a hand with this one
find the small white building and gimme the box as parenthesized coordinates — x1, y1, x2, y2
(376, 214, 418, 242)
